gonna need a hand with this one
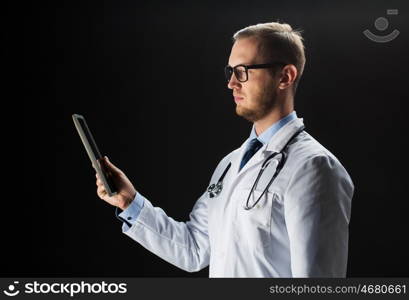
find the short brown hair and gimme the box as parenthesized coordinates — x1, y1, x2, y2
(233, 22, 306, 93)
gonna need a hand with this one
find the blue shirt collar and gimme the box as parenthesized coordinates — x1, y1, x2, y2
(249, 111, 297, 145)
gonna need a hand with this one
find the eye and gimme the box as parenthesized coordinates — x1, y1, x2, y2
(236, 68, 245, 75)
(235, 66, 247, 81)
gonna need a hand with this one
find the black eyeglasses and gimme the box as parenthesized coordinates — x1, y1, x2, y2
(224, 62, 286, 83)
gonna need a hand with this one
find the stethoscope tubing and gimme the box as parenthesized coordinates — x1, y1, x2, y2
(208, 126, 305, 210)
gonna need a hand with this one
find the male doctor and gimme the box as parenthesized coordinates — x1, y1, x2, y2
(96, 22, 354, 277)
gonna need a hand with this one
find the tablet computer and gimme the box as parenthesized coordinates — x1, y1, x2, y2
(72, 114, 117, 196)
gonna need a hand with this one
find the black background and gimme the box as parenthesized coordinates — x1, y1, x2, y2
(11, 0, 409, 277)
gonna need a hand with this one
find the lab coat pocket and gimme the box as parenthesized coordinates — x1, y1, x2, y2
(234, 188, 276, 248)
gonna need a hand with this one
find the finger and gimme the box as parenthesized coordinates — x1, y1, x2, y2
(96, 178, 103, 186)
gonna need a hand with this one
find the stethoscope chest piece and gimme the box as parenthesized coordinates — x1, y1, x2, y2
(207, 162, 232, 198)
(207, 182, 223, 198)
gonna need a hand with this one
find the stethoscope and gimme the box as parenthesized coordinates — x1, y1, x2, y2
(207, 126, 305, 210)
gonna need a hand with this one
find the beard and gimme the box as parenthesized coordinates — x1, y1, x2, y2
(235, 87, 278, 122)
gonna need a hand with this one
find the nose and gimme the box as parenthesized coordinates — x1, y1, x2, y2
(227, 73, 241, 90)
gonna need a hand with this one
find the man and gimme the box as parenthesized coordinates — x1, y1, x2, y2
(96, 22, 354, 277)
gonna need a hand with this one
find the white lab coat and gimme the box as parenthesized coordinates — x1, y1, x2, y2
(122, 117, 354, 277)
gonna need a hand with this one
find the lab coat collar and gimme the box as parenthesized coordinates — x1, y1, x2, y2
(230, 117, 305, 177)
(249, 111, 298, 145)
(264, 117, 305, 153)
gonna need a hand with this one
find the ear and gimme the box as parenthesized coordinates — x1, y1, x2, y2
(278, 64, 298, 90)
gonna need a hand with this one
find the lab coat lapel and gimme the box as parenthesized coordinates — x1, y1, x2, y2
(216, 139, 249, 210)
(230, 139, 250, 176)
(236, 141, 267, 175)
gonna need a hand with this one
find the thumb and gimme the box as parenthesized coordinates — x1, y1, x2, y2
(103, 156, 122, 174)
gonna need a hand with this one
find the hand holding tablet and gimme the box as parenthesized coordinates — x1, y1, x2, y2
(72, 114, 136, 210)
